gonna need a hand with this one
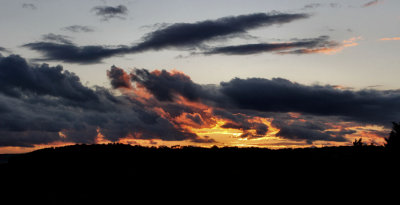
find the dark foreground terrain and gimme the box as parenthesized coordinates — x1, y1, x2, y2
(1, 144, 397, 203)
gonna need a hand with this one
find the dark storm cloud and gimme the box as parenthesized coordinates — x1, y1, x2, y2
(0, 55, 212, 147)
(218, 77, 400, 125)
(0, 54, 97, 101)
(62, 25, 95, 33)
(133, 12, 310, 51)
(92, 5, 128, 21)
(203, 36, 337, 55)
(276, 125, 346, 144)
(272, 118, 348, 144)
(23, 12, 309, 64)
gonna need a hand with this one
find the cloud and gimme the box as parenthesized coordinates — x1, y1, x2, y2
(274, 120, 348, 144)
(22, 3, 37, 10)
(130, 67, 400, 127)
(302, 3, 341, 10)
(107, 66, 133, 89)
(23, 41, 130, 64)
(379, 37, 400, 41)
(126, 68, 398, 143)
(130, 69, 205, 102)
(62, 25, 95, 33)
(203, 36, 338, 55)
(278, 36, 361, 55)
(41, 33, 73, 45)
(1, 56, 394, 147)
(0, 55, 214, 147)
(362, 0, 383, 8)
(221, 120, 269, 139)
(217, 78, 400, 125)
(92, 5, 128, 21)
(303, 3, 322, 9)
(0, 54, 97, 101)
(133, 12, 310, 52)
(0, 47, 11, 54)
(23, 12, 309, 64)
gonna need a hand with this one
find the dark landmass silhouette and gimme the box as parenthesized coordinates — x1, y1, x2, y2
(1, 143, 397, 204)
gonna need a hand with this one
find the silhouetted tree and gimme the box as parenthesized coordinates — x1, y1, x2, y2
(353, 138, 364, 147)
(385, 122, 400, 151)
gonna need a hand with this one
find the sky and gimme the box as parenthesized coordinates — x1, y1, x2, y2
(0, 0, 399, 153)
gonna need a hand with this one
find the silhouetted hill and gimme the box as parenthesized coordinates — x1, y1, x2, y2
(1, 144, 397, 204)
(3, 144, 391, 172)
(3, 143, 396, 176)
(0, 154, 16, 165)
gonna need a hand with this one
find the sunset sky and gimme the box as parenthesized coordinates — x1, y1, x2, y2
(1, 0, 399, 153)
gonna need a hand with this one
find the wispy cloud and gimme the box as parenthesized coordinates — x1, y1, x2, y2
(309, 36, 361, 54)
(62, 25, 95, 33)
(203, 36, 338, 55)
(22, 3, 37, 10)
(91, 5, 128, 21)
(279, 36, 361, 55)
(379, 37, 400, 41)
(362, 0, 383, 8)
(41, 33, 73, 45)
(302, 3, 340, 10)
(0, 47, 11, 54)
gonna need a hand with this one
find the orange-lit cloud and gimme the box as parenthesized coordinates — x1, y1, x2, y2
(1, 54, 395, 154)
(379, 37, 400, 41)
(104, 67, 392, 149)
(276, 36, 361, 55)
(302, 36, 361, 54)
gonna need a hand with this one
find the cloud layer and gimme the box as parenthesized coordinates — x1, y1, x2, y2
(24, 12, 311, 64)
(1, 55, 395, 148)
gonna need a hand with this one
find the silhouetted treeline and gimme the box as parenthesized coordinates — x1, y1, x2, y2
(385, 122, 400, 151)
(3, 143, 396, 176)
(1, 143, 397, 204)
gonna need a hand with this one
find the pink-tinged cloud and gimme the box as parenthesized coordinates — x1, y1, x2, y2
(279, 36, 361, 55)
